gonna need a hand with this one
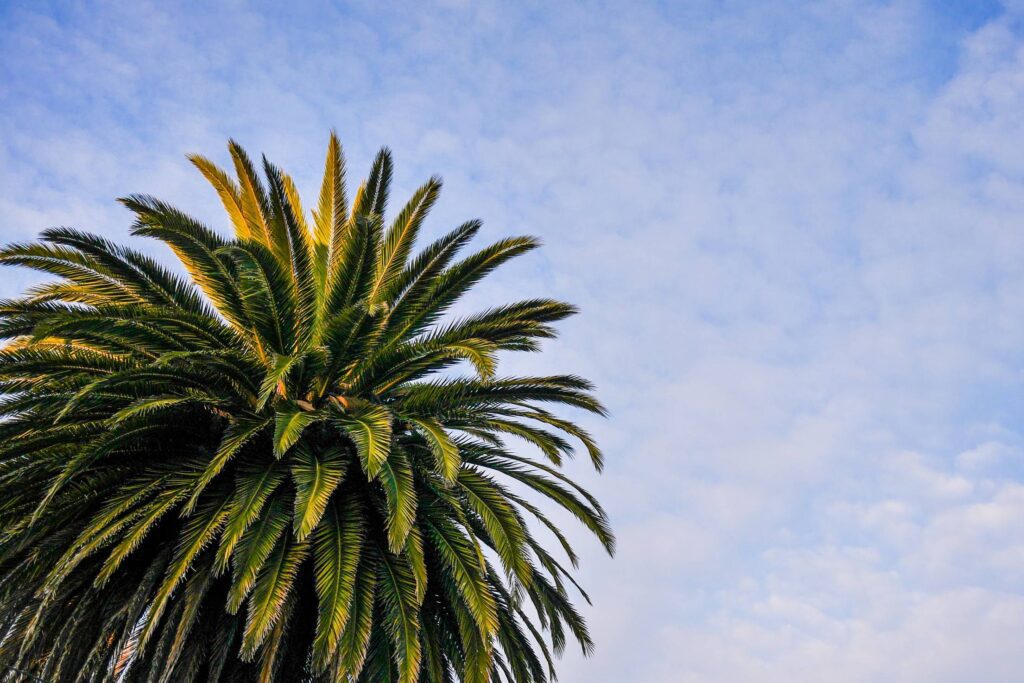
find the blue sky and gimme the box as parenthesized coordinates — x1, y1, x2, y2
(4, 1, 1024, 680)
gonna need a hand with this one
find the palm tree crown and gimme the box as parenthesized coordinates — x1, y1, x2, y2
(0, 133, 613, 682)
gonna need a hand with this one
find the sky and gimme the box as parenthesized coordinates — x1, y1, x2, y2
(3, 0, 1024, 680)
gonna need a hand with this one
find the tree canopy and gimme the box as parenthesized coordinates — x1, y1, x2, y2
(0, 133, 612, 682)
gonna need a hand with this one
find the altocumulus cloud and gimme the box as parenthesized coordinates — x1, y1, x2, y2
(3, 1, 1024, 681)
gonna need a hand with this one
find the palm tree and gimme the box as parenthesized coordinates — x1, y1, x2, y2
(0, 134, 613, 682)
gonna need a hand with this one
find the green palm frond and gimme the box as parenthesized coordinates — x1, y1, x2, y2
(0, 132, 611, 682)
(291, 443, 348, 541)
(310, 494, 364, 671)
